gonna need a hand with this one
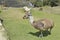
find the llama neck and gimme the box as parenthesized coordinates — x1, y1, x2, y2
(29, 16, 34, 24)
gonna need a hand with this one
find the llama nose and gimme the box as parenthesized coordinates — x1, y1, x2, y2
(23, 16, 26, 19)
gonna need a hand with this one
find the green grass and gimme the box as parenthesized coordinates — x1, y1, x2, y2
(0, 7, 60, 40)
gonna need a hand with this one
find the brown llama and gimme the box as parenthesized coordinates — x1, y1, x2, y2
(23, 12, 54, 37)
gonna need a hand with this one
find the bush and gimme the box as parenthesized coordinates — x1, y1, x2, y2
(34, 2, 42, 7)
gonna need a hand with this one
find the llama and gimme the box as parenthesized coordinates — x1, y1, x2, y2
(23, 12, 54, 37)
(0, 18, 9, 40)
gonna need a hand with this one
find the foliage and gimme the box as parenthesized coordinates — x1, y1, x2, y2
(29, 0, 60, 7)
(49, 0, 59, 7)
(0, 0, 60, 7)
(34, 1, 43, 7)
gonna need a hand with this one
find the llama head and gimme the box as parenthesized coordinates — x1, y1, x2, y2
(23, 11, 32, 19)
(23, 14, 29, 19)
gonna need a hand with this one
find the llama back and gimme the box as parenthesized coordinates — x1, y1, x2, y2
(33, 19, 54, 30)
(41, 19, 54, 29)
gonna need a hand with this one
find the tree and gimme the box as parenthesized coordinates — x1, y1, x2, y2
(50, 0, 59, 7)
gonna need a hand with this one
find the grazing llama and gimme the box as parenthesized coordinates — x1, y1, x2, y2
(0, 18, 9, 40)
(23, 12, 54, 37)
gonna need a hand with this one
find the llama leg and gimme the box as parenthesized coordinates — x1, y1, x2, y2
(49, 27, 53, 34)
(39, 31, 43, 37)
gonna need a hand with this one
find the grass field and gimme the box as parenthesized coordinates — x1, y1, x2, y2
(0, 7, 60, 40)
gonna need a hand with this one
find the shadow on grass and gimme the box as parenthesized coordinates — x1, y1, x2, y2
(28, 31, 51, 37)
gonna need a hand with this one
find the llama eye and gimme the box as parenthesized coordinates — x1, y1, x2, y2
(28, 15, 30, 16)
